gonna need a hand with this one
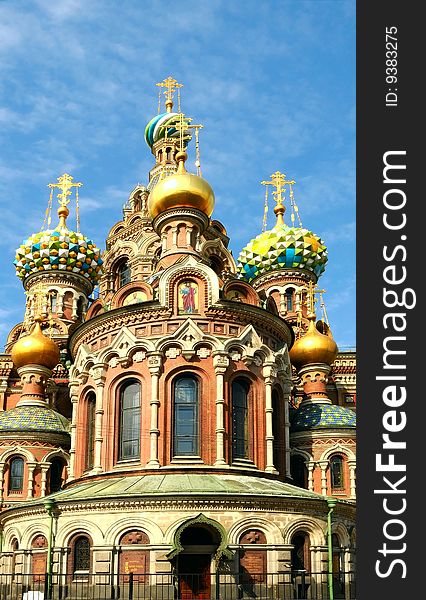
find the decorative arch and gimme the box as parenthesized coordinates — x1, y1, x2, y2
(55, 519, 104, 547)
(110, 281, 153, 309)
(166, 514, 233, 560)
(319, 443, 356, 462)
(20, 522, 50, 549)
(104, 517, 164, 546)
(223, 280, 260, 306)
(332, 522, 351, 547)
(228, 517, 283, 545)
(3, 528, 22, 551)
(0, 446, 36, 465)
(282, 517, 326, 546)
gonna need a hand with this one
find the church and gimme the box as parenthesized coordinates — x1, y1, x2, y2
(0, 78, 356, 600)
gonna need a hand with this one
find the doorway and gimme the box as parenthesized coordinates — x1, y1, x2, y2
(178, 554, 211, 599)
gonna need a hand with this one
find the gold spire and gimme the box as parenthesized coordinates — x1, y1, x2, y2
(261, 171, 295, 226)
(156, 76, 183, 113)
(47, 173, 83, 230)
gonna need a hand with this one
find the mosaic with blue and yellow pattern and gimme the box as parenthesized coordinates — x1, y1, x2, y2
(291, 402, 356, 432)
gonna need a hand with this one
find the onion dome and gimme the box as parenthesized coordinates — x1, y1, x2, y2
(14, 206, 103, 283)
(148, 150, 215, 219)
(0, 406, 69, 435)
(144, 112, 183, 149)
(237, 223, 327, 282)
(291, 403, 356, 432)
(289, 316, 338, 369)
(11, 320, 60, 370)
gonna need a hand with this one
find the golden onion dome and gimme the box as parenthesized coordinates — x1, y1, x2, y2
(11, 320, 60, 370)
(290, 316, 338, 370)
(148, 151, 215, 219)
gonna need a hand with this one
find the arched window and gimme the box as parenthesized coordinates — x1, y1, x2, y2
(291, 455, 308, 489)
(118, 260, 131, 288)
(119, 381, 141, 461)
(86, 392, 96, 470)
(291, 532, 311, 571)
(173, 376, 199, 456)
(272, 389, 284, 474)
(72, 536, 91, 577)
(9, 457, 24, 492)
(285, 288, 295, 312)
(330, 455, 345, 490)
(232, 378, 250, 461)
(239, 530, 267, 583)
(49, 458, 65, 492)
(50, 291, 57, 314)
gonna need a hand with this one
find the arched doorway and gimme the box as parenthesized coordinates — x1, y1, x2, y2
(176, 525, 219, 600)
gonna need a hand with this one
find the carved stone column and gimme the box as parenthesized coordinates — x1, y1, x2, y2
(68, 379, 80, 480)
(26, 462, 37, 499)
(307, 461, 315, 492)
(0, 464, 4, 501)
(348, 460, 356, 498)
(263, 363, 278, 474)
(91, 363, 107, 473)
(147, 353, 163, 468)
(40, 464, 50, 497)
(318, 460, 328, 495)
(213, 353, 229, 467)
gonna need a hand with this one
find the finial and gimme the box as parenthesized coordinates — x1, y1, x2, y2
(48, 173, 82, 230)
(156, 76, 183, 113)
(261, 170, 296, 227)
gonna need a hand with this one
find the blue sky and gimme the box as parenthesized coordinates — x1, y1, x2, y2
(0, 0, 355, 350)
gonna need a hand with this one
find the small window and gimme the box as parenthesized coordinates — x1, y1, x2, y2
(9, 457, 24, 492)
(118, 261, 131, 287)
(291, 455, 308, 489)
(50, 458, 64, 492)
(330, 455, 345, 490)
(173, 376, 199, 456)
(285, 288, 295, 312)
(119, 381, 141, 461)
(232, 378, 250, 460)
(344, 394, 355, 404)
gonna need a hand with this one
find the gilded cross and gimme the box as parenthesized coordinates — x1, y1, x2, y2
(48, 173, 82, 207)
(261, 171, 296, 207)
(156, 76, 183, 111)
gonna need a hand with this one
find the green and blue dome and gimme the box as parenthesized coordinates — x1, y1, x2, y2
(0, 406, 70, 436)
(291, 402, 356, 432)
(145, 112, 186, 149)
(14, 227, 103, 284)
(237, 223, 328, 283)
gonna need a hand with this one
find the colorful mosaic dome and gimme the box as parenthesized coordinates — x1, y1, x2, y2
(144, 112, 185, 149)
(14, 227, 103, 283)
(291, 402, 356, 432)
(0, 406, 70, 435)
(237, 224, 328, 282)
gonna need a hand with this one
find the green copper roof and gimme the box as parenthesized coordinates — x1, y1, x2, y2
(0, 406, 70, 435)
(291, 402, 356, 432)
(31, 473, 325, 504)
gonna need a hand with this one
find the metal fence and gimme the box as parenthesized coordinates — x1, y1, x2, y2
(0, 571, 356, 600)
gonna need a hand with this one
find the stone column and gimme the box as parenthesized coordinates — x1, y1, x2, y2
(68, 379, 80, 480)
(213, 353, 229, 467)
(348, 460, 356, 498)
(26, 462, 37, 499)
(318, 460, 328, 495)
(263, 363, 278, 474)
(91, 364, 107, 474)
(147, 353, 163, 468)
(0, 464, 4, 501)
(307, 461, 315, 492)
(40, 464, 50, 497)
(282, 382, 292, 478)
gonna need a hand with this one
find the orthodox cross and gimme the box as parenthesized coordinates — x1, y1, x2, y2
(48, 173, 82, 208)
(261, 171, 296, 207)
(156, 76, 183, 112)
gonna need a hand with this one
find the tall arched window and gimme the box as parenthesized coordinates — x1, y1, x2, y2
(86, 392, 96, 470)
(49, 458, 65, 492)
(119, 381, 141, 461)
(285, 288, 295, 312)
(72, 535, 91, 578)
(232, 378, 250, 461)
(118, 260, 131, 288)
(330, 455, 344, 490)
(173, 376, 199, 456)
(9, 457, 24, 492)
(291, 455, 308, 489)
(272, 389, 285, 474)
(291, 532, 311, 571)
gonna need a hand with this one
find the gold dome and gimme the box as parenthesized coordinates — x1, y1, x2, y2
(290, 316, 338, 370)
(148, 151, 215, 219)
(11, 321, 60, 370)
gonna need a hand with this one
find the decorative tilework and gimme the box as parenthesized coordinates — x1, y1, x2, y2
(14, 228, 103, 283)
(291, 402, 356, 432)
(0, 406, 70, 434)
(237, 224, 328, 282)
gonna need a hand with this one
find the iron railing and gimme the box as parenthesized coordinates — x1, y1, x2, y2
(0, 571, 356, 599)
